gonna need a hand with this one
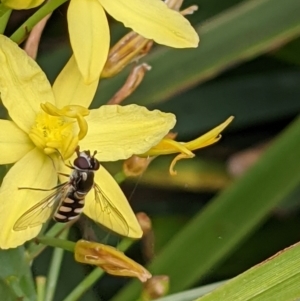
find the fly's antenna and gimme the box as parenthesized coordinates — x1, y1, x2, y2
(75, 146, 80, 157)
(92, 150, 97, 158)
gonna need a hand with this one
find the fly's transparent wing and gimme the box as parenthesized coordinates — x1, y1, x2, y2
(83, 166, 142, 238)
(93, 183, 130, 235)
(13, 183, 70, 231)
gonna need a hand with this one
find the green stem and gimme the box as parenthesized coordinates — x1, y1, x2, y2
(10, 0, 68, 44)
(63, 268, 104, 301)
(45, 229, 70, 301)
(114, 170, 127, 184)
(27, 223, 70, 261)
(36, 276, 46, 301)
(62, 238, 135, 301)
(0, 4, 9, 17)
(37, 235, 75, 253)
(0, 8, 11, 34)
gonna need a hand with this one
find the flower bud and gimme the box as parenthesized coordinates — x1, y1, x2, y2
(123, 155, 154, 177)
(136, 212, 152, 235)
(141, 275, 170, 300)
(137, 213, 155, 261)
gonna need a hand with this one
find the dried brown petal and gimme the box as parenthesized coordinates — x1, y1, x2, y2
(24, 13, 52, 59)
(102, 32, 153, 78)
(107, 63, 151, 105)
(75, 240, 152, 282)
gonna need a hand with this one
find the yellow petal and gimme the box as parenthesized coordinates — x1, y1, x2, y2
(144, 116, 234, 156)
(81, 104, 176, 161)
(100, 0, 199, 48)
(1, 0, 44, 9)
(0, 120, 34, 164)
(83, 165, 143, 238)
(53, 56, 99, 108)
(0, 35, 55, 133)
(184, 116, 234, 150)
(67, 0, 110, 83)
(0, 148, 57, 249)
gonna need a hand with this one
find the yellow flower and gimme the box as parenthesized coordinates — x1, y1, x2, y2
(1, 0, 43, 9)
(3, 0, 199, 84)
(0, 35, 176, 249)
(75, 240, 152, 282)
(140, 117, 234, 175)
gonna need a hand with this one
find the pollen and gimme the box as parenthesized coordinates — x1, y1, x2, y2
(29, 111, 77, 159)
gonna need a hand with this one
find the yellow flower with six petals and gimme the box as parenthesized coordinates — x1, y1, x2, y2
(0, 35, 176, 249)
(2, 0, 199, 83)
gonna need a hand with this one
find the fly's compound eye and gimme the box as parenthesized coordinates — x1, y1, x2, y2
(90, 158, 100, 170)
(74, 157, 91, 169)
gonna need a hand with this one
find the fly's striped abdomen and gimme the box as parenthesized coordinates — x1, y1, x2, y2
(53, 191, 86, 223)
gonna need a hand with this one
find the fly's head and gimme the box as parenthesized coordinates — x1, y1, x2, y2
(73, 147, 100, 171)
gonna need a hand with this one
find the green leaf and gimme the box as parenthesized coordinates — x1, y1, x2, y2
(155, 70, 300, 137)
(94, 0, 300, 107)
(0, 247, 36, 301)
(195, 242, 300, 301)
(272, 37, 300, 65)
(155, 280, 226, 301)
(110, 116, 300, 299)
(0, 278, 19, 301)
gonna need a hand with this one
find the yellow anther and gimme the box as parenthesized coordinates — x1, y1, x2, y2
(41, 102, 89, 141)
(76, 114, 88, 140)
(41, 102, 89, 118)
(40, 102, 60, 116)
(58, 105, 90, 118)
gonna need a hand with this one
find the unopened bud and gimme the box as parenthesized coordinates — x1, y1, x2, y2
(102, 32, 153, 78)
(165, 0, 198, 16)
(137, 213, 155, 261)
(141, 275, 170, 300)
(165, 0, 183, 11)
(136, 212, 152, 235)
(181, 5, 198, 16)
(107, 63, 151, 105)
(75, 240, 152, 282)
(123, 132, 177, 177)
(123, 155, 154, 177)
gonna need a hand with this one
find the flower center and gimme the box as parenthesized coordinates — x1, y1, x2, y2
(29, 103, 89, 159)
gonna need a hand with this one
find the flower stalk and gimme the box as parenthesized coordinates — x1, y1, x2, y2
(10, 0, 68, 44)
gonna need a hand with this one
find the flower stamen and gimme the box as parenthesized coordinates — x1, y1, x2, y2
(29, 103, 90, 159)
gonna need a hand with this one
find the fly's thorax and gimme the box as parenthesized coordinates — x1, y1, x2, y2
(76, 170, 95, 194)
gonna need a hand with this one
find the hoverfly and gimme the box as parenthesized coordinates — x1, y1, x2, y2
(13, 148, 142, 238)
